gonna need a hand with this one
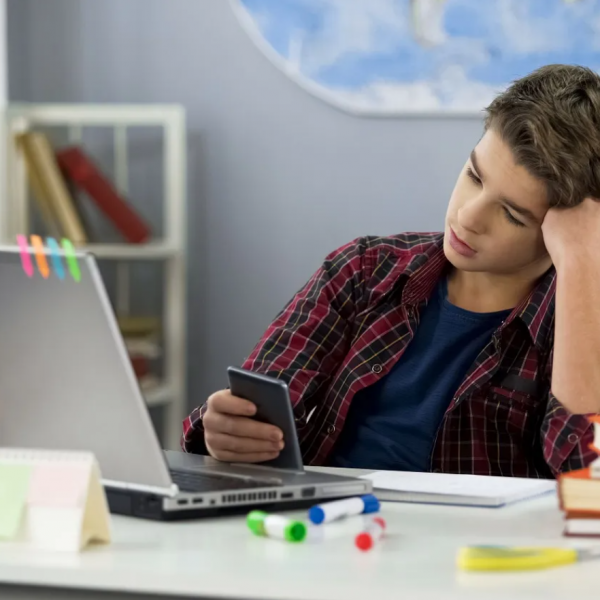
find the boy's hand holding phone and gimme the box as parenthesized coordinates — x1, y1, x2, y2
(203, 390, 284, 463)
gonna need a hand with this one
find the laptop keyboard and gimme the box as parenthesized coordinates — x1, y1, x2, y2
(170, 469, 281, 493)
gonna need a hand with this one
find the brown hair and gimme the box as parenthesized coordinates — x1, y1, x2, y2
(484, 64, 600, 208)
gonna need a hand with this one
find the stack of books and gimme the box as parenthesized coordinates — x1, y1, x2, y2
(559, 416, 600, 537)
(118, 315, 162, 391)
(16, 131, 151, 244)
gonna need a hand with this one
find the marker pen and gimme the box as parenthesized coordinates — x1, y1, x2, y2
(247, 510, 307, 542)
(308, 494, 380, 525)
(355, 516, 386, 551)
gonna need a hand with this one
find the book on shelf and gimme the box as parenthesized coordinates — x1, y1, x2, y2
(123, 336, 161, 360)
(119, 315, 161, 359)
(138, 374, 162, 394)
(117, 315, 161, 337)
(16, 132, 88, 243)
(56, 146, 151, 244)
(118, 315, 161, 388)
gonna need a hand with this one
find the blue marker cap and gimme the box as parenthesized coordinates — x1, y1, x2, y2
(308, 505, 326, 524)
(361, 494, 380, 514)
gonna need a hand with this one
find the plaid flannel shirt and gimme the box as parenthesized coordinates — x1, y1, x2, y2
(182, 233, 596, 478)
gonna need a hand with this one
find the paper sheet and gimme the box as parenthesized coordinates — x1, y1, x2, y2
(362, 471, 556, 500)
(28, 463, 90, 508)
(0, 464, 31, 539)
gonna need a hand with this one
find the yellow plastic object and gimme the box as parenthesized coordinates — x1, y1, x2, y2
(457, 546, 580, 572)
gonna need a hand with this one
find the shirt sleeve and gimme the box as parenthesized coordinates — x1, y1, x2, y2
(181, 238, 370, 454)
(540, 348, 597, 475)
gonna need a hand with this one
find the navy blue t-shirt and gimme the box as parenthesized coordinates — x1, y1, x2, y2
(329, 278, 510, 471)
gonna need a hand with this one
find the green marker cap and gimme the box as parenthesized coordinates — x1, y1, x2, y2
(247, 510, 268, 536)
(283, 520, 307, 542)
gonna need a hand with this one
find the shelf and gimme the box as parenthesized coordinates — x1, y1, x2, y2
(7, 103, 184, 127)
(77, 241, 179, 260)
(4, 102, 187, 451)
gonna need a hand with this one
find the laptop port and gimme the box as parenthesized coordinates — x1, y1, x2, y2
(301, 487, 316, 498)
(177, 498, 188, 506)
(192, 497, 204, 505)
(281, 492, 294, 499)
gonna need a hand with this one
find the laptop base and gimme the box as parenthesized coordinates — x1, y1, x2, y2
(106, 487, 352, 521)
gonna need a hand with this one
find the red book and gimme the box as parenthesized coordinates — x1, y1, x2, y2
(564, 510, 600, 538)
(57, 147, 151, 243)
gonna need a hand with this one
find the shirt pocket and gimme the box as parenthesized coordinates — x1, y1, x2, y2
(485, 385, 546, 452)
(488, 385, 543, 409)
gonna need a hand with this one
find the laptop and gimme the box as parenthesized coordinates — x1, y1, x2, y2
(0, 243, 371, 520)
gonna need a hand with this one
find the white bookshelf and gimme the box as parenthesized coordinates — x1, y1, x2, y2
(2, 103, 188, 450)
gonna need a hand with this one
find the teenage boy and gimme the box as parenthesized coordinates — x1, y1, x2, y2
(183, 65, 600, 478)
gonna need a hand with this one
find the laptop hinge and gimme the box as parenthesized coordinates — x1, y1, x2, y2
(103, 478, 180, 498)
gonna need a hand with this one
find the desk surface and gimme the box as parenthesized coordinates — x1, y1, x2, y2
(0, 469, 596, 600)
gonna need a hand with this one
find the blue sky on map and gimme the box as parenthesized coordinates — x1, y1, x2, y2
(236, 0, 600, 110)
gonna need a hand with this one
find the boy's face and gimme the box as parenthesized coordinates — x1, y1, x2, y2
(444, 129, 552, 277)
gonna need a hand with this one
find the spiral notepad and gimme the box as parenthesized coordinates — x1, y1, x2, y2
(0, 449, 111, 551)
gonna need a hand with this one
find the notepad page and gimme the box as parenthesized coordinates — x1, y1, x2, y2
(362, 471, 556, 501)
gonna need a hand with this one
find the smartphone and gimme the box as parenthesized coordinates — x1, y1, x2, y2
(227, 366, 304, 471)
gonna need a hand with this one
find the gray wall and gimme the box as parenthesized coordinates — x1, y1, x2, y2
(7, 0, 483, 411)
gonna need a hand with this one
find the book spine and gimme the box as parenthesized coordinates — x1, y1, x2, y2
(57, 147, 150, 244)
(23, 133, 88, 243)
(563, 529, 600, 538)
(16, 134, 64, 239)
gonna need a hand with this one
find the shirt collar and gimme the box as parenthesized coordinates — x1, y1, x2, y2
(400, 233, 556, 351)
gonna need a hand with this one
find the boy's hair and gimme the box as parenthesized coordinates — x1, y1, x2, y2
(485, 64, 600, 208)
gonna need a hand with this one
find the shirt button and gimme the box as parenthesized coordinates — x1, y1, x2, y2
(568, 433, 579, 444)
(372, 364, 383, 374)
(327, 425, 336, 435)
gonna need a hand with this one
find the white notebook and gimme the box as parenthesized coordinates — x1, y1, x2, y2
(361, 470, 556, 508)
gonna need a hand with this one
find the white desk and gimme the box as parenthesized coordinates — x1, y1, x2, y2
(0, 471, 596, 600)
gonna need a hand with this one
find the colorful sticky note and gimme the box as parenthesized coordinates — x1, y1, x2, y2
(46, 237, 65, 280)
(0, 464, 32, 539)
(30, 235, 50, 278)
(28, 463, 90, 508)
(16, 234, 34, 277)
(61, 239, 81, 282)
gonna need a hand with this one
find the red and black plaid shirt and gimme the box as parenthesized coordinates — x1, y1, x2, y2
(183, 233, 595, 478)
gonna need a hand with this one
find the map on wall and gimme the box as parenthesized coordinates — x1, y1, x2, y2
(231, 0, 600, 115)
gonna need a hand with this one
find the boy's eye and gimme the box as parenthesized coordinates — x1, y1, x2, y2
(503, 207, 525, 228)
(466, 167, 481, 185)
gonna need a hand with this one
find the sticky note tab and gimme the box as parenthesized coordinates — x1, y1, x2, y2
(61, 239, 81, 282)
(30, 235, 50, 279)
(0, 464, 32, 539)
(28, 463, 90, 508)
(16, 234, 34, 277)
(46, 237, 65, 280)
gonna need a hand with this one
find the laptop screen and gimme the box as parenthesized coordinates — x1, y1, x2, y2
(0, 247, 172, 490)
